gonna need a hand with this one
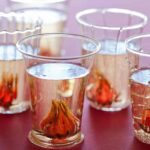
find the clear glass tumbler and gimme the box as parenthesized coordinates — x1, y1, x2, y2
(126, 34, 150, 144)
(16, 33, 100, 149)
(7, 1, 68, 56)
(13, 6, 67, 56)
(0, 12, 41, 114)
(76, 8, 147, 111)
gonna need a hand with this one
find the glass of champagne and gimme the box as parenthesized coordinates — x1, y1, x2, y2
(126, 34, 150, 144)
(76, 8, 147, 111)
(0, 12, 41, 114)
(16, 33, 100, 149)
(13, 6, 67, 56)
(6, 1, 68, 56)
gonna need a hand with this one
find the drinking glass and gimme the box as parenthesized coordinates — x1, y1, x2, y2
(76, 8, 147, 111)
(126, 34, 150, 144)
(13, 6, 67, 56)
(8, 0, 68, 56)
(16, 33, 100, 149)
(0, 12, 41, 114)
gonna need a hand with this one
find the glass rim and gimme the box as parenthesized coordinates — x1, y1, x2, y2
(12, 5, 67, 11)
(125, 34, 150, 57)
(12, 7, 67, 27)
(76, 8, 148, 31)
(10, 0, 67, 4)
(16, 32, 101, 61)
(0, 12, 41, 34)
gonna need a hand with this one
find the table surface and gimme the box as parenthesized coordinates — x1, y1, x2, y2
(0, 101, 150, 150)
(0, 0, 150, 150)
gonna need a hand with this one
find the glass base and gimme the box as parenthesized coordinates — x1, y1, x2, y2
(135, 130, 150, 144)
(28, 130, 84, 149)
(0, 101, 29, 114)
(89, 100, 130, 112)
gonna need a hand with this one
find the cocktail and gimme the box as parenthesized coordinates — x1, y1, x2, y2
(14, 7, 67, 55)
(126, 34, 150, 144)
(6, 0, 68, 56)
(16, 33, 100, 148)
(0, 12, 41, 114)
(76, 8, 147, 111)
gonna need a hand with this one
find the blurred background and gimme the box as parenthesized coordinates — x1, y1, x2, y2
(1, 0, 150, 34)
